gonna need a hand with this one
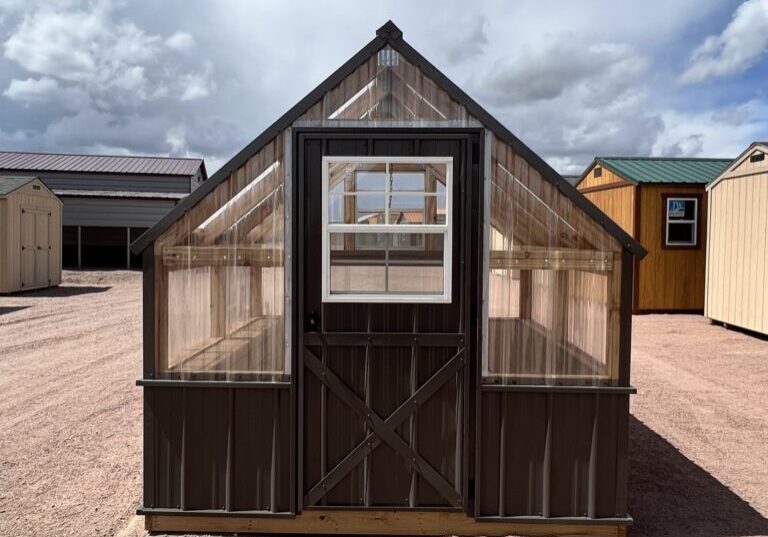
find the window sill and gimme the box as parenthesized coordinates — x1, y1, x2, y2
(479, 383, 636, 395)
(137, 378, 291, 389)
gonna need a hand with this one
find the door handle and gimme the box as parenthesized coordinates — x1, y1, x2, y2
(306, 310, 320, 332)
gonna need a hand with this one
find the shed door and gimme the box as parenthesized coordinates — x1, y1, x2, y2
(299, 132, 478, 510)
(20, 209, 35, 289)
(34, 211, 51, 288)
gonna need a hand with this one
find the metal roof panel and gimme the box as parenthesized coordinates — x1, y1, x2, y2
(0, 151, 203, 176)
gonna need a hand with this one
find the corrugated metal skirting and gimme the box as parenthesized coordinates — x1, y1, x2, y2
(145, 386, 292, 513)
(477, 391, 628, 519)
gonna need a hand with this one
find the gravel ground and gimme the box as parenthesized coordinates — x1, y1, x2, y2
(0, 271, 766, 536)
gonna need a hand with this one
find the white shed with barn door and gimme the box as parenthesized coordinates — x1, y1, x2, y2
(0, 176, 62, 293)
(705, 142, 768, 336)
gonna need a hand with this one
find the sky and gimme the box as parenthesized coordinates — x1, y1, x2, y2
(0, 0, 766, 175)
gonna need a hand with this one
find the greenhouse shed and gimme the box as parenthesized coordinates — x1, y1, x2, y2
(705, 142, 768, 336)
(131, 21, 646, 537)
(0, 176, 62, 293)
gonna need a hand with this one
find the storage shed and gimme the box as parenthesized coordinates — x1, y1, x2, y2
(576, 157, 731, 312)
(705, 142, 768, 336)
(0, 176, 62, 293)
(131, 22, 646, 537)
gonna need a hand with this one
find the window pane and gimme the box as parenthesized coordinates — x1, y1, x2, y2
(667, 222, 695, 244)
(392, 171, 425, 191)
(329, 193, 387, 224)
(391, 162, 448, 192)
(667, 199, 696, 220)
(484, 134, 621, 385)
(388, 233, 444, 294)
(389, 194, 425, 224)
(330, 232, 386, 294)
(329, 232, 445, 296)
(160, 141, 286, 380)
(356, 171, 386, 191)
(328, 161, 386, 193)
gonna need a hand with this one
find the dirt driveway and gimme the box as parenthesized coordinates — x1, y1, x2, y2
(0, 271, 766, 536)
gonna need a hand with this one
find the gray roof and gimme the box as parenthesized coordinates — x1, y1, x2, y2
(0, 151, 204, 176)
(53, 189, 187, 200)
(0, 175, 37, 196)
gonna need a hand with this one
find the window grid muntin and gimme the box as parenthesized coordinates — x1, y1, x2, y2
(665, 196, 698, 246)
(322, 156, 453, 303)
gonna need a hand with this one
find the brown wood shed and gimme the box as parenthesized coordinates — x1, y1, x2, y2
(0, 176, 62, 293)
(576, 157, 732, 312)
(131, 22, 646, 536)
(705, 142, 768, 336)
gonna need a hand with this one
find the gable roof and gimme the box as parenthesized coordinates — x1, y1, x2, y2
(707, 141, 768, 190)
(131, 21, 645, 258)
(0, 150, 205, 177)
(579, 157, 732, 186)
(0, 175, 59, 199)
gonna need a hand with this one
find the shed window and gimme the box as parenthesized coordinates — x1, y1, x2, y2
(594, 166, 602, 178)
(322, 156, 452, 303)
(750, 152, 765, 163)
(665, 197, 698, 247)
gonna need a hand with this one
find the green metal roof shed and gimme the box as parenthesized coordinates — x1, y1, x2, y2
(577, 157, 733, 186)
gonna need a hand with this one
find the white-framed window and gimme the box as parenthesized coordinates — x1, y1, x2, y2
(665, 196, 698, 247)
(321, 156, 453, 303)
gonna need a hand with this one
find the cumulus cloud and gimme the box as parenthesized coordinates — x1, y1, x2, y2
(442, 16, 487, 64)
(0, 0, 220, 157)
(652, 100, 768, 158)
(659, 134, 705, 157)
(680, 0, 768, 84)
(0, 0, 765, 176)
(178, 63, 215, 101)
(478, 38, 648, 107)
(166, 31, 195, 52)
(4, 76, 58, 100)
(471, 36, 661, 174)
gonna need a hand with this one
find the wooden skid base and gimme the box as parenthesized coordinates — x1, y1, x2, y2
(145, 510, 628, 536)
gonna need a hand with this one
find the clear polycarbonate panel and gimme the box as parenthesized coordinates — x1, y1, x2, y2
(155, 136, 286, 380)
(484, 135, 622, 385)
(328, 232, 445, 297)
(300, 46, 473, 124)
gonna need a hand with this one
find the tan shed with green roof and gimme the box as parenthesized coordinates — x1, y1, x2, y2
(576, 157, 732, 312)
(0, 176, 62, 293)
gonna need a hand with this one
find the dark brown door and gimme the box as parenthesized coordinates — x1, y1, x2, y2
(298, 132, 479, 510)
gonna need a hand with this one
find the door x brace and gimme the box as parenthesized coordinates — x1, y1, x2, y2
(303, 347, 465, 507)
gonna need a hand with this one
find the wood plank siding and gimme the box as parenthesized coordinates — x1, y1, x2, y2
(705, 145, 768, 335)
(579, 164, 631, 191)
(636, 184, 707, 311)
(581, 186, 636, 237)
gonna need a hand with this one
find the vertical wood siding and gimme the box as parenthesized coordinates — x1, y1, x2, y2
(706, 165, 768, 335)
(578, 164, 632, 191)
(637, 185, 707, 311)
(581, 186, 636, 237)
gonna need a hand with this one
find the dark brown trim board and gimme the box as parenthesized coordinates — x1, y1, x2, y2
(660, 192, 704, 251)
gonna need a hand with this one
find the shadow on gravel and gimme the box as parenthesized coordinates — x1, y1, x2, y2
(629, 415, 768, 537)
(0, 306, 30, 315)
(20, 285, 112, 298)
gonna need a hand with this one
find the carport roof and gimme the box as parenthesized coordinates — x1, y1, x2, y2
(0, 151, 205, 177)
